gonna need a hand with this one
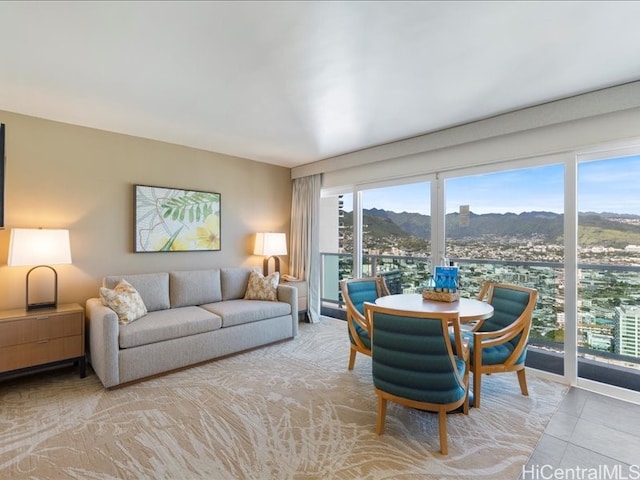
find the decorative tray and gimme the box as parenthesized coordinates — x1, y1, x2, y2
(422, 289, 460, 303)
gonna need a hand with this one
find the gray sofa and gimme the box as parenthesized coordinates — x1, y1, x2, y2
(86, 267, 298, 388)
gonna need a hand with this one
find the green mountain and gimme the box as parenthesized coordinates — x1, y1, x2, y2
(343, 209, 640, 248)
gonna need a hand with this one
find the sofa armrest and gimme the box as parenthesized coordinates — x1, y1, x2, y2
(277, 284, 299, 337)
(86, 298, 120, 388)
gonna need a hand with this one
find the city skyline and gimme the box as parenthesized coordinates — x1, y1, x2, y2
(341, 154, 640, 216)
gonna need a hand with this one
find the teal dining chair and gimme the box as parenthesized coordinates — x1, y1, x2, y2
(340, 277, 390, 370)
(364, 302, 470, 455)
(467, 282, 538, 408)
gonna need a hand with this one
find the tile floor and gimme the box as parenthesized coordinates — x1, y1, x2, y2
(520, 387, 640, 479)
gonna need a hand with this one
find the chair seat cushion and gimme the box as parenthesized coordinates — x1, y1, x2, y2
(476, 342, 515, 365)
(458, 332, 525, 366)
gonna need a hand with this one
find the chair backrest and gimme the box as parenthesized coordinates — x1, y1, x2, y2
(365, 303, 467, 405)
(341, 277, 389, 316)
(478, 282, 538, 350)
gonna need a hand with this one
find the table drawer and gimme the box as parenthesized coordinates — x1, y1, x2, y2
(0, 335, 83, 372)
(0, 312, 83, 348)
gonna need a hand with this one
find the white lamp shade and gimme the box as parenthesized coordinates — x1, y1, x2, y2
(8, 228, 72, 266)
(254, 232, 287, 256)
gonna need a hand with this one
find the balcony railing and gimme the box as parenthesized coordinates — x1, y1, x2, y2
(321, 252, 640, 391)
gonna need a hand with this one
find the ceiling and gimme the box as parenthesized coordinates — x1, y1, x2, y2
(1, 1, 640, 169)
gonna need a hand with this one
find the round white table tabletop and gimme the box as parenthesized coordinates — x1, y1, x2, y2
(374, 293, 494, 323)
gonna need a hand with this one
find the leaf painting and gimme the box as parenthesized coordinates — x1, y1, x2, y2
(135, 185, 221, 252)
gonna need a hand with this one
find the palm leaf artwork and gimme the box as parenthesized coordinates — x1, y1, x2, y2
(134, 185, 221, 252)
(161, 191, 218, 224)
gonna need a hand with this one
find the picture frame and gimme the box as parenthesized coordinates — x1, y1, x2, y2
(0, 123, 5, 229)
(134, 184, 221, 252)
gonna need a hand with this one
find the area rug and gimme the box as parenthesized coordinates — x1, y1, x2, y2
(0, 317, 567, 480)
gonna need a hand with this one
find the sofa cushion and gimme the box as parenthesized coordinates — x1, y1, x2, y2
(244, 271, 279, 301)
(104, 273, 170, 312)
(220, 267, 255, 300)
(201, 299, 291, 328)
(170, 269, 222, 307)
(99, 279, 148, 325)
(118, 306, 222, 349)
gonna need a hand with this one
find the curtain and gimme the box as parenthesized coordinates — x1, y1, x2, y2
(290, 174, 321, 323)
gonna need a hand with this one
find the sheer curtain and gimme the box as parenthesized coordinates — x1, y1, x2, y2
(290, 174, 321, 323)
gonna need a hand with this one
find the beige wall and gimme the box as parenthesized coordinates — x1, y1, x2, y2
(0, 110, 292, 310)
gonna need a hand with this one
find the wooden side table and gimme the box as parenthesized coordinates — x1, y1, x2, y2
(282, 280, 308, 321)
(0, 303, 86, 380)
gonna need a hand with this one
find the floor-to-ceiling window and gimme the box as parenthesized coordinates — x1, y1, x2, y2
(444, 163, 566, 374)
(577, 150, 640, 389)
(359, 182, 431, 293)
(319, 181, 431, 308)
(319, 142, 640, 398)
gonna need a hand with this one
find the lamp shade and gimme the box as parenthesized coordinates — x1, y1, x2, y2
(8, 228, 72, 266)
(254, 232, 287, 256)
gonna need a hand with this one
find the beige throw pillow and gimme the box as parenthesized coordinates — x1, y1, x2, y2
(244, 271, 279, 301)
(100, 279, 148, 325)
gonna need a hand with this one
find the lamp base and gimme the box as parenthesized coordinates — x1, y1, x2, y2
(263, 256, 281, 276)
(27, 301, 57, 311)
(25, 265, 59, 312)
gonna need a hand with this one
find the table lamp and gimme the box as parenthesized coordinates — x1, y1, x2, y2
(7, 228, 72, 310)
(254, 232, 287, 276)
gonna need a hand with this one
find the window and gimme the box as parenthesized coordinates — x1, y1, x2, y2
(360, 182, 431, 293)
(577, 153, 640, 384)
(319, 144, 640, 397)
(445, 164, 565, 373)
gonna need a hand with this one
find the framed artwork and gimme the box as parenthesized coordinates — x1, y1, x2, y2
(134, 184, 221, 252)
(0, 123, 4, 229)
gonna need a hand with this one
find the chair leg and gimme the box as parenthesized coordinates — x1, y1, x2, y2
(438, 410, 448, 455)
(463, 388, 470, 415)
(376, 395, 387, 435)
(517, 368, 529, 396)
(473, 370, 482, 408)
(348, 348, 356, 370)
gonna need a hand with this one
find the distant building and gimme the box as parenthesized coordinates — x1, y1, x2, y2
(614, 305, 640, 357)
(584, 331, 613, 351)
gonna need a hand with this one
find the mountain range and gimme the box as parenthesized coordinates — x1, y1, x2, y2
(343, 209, 640, 247)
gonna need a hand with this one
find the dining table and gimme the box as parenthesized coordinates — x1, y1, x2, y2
(374, 293, 494, 323)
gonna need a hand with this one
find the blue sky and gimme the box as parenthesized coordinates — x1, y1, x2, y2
(343, 155, 640, 216)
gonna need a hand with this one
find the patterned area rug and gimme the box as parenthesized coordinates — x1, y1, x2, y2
(0, 317, 567, 479)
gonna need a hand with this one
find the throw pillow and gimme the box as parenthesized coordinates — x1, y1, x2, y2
(244, 271, 279, 301)
(100, 279, 148, 325)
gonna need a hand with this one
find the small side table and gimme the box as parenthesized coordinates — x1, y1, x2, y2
(0, 303, 86, 380)
(282, 280, 308, 321)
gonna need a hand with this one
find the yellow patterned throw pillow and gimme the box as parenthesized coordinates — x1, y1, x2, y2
(100, 279, 148, 325)
(244, 271, 279, 301)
